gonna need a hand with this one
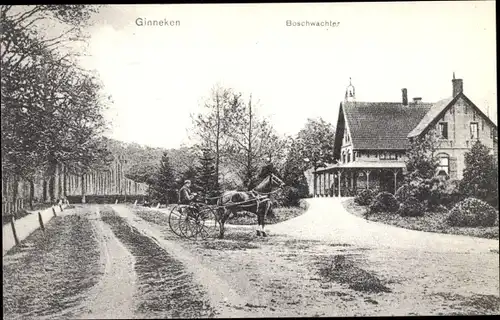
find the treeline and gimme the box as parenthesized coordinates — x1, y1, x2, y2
(146, 84, 338, 206)
(1, 5, 110, 207)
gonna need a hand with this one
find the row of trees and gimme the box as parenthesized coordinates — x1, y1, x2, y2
(1, 5, 111, 207)
(145, 84, 337, 206)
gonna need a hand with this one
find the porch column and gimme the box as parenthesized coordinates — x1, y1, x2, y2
(392, 169, 399, 195)
(338, 170, 342, 198)
(313, 172, 317, 197)
(323, 172, 327, 196)
(327, 172, 332, 197)
(365, 170, 371, 190)
(318, 173, 322, 197)
(350, 171, 354, 190)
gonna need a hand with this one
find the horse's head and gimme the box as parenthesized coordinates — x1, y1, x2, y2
(253, 173, 285, 193)
(270, 173, 285, 189)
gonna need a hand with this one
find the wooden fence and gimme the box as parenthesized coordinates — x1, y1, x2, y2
(2, 158, 148, 216)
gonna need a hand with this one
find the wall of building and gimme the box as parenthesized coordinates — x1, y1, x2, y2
(431, 96, 497, 179)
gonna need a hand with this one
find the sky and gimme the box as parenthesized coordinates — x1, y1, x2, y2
(76, 2, 496, 149)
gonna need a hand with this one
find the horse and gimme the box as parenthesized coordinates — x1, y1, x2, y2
(216, 173, 285, 238)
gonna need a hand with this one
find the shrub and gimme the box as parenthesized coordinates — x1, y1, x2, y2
(274, 186, 303, 207)
(376, 192, 399, 212)
(368, 200, 385, 214)
(355, 189, 376, 206)
(446, 197, 498, 227)
(398, 196, 425, 217)
(395, 184, 412, 203)
(369, 192, 399, 214)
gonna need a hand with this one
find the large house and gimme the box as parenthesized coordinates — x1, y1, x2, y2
(312, 75, 498, 197)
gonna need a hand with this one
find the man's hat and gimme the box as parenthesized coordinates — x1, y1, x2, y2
(184, 180, 191, 184)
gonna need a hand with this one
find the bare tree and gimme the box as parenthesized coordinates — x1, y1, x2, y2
(226, 94, 289, 189)
(190, 84, 241, 190)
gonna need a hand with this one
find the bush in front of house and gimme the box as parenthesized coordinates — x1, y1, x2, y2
(446, 197, 498, 227)
(355, 188, 377, 206)
(273, 186, 304, 207)
(369, 192, 399, 214)
(397, 196, 426, 217)
(395, 184, 412, 203)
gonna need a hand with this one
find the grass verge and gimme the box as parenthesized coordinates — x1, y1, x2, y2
(343, 198, 499, 240)
(99, 207, 216, 318)
(3, 214, 102, 320)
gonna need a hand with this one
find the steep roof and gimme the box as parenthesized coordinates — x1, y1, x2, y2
(408, 92, 498, 138)
(342, 101, 433, 150)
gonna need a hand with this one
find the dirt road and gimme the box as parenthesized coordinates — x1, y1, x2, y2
(4, 201, 499, 317)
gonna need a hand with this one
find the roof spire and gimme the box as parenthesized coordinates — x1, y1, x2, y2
(453, 71, 455, 80)
(345, 77, 355, 102)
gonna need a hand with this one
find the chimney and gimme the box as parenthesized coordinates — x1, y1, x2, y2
(402, 88, 408, 106)
(452, 73, 463, 97)
(413, 97, 422, 104)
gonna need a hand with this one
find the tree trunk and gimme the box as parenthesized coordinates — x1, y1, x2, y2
(12, 177, 19, 218)
(42, 179, 47, 202)
(49, 176, 55, 204)
(81, 174, 86, 203)
(247, 94, 253, 191)
(48, 160, 58, 203)
(29, 179, 34, 210)
(215, 94, 220, 191)
(63, 165, 67, 197)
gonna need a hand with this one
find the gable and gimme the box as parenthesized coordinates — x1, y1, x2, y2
(408, 92, 497, 138)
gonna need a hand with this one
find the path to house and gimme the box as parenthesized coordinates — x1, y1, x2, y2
(268, 197, 499, 253)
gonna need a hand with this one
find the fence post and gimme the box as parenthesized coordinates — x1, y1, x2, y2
(59, 204, 63, 212)
(11, 217, 20, 246)
(115, 199, 118, 204)
(38, 212, 45, 231)
(52, 206, 57, 217)
(134, 200, 137, 206)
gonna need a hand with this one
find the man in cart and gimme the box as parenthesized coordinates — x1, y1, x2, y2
(178, 180, 202, 217)
(179, 180, 197, 204)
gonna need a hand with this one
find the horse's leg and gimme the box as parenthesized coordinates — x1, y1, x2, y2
(260, 201, 271, 237)
(256, 211, 263, 237)
(218, 208, 229, 239)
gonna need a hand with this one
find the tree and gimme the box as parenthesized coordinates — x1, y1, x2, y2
(226, 94, 289, 190)
(294, 118, 336, 194)
(282, 139, 310, 193)
(405, 129, 440, 181)
(149, 152, 177, 204)
(1, 5, 108, 204)
(196, 148, 218, 198)
(459, 141, 498, 207)
(190, 85, 241, 190)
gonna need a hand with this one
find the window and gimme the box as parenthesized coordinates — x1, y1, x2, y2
(379, 152, 396, 160)
(437, 154, 449, 176)
(438, 122, 448, 139)
(353, 152, 357, 162)
(342, 151, 346, 163)
(347, 151, 351, 163)
(470, 122, 479, 140)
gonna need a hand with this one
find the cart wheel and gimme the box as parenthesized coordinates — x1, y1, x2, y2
(178, 206, 199, 239)
(196, 206, 220, 240)
(168, 205, 184, 238)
